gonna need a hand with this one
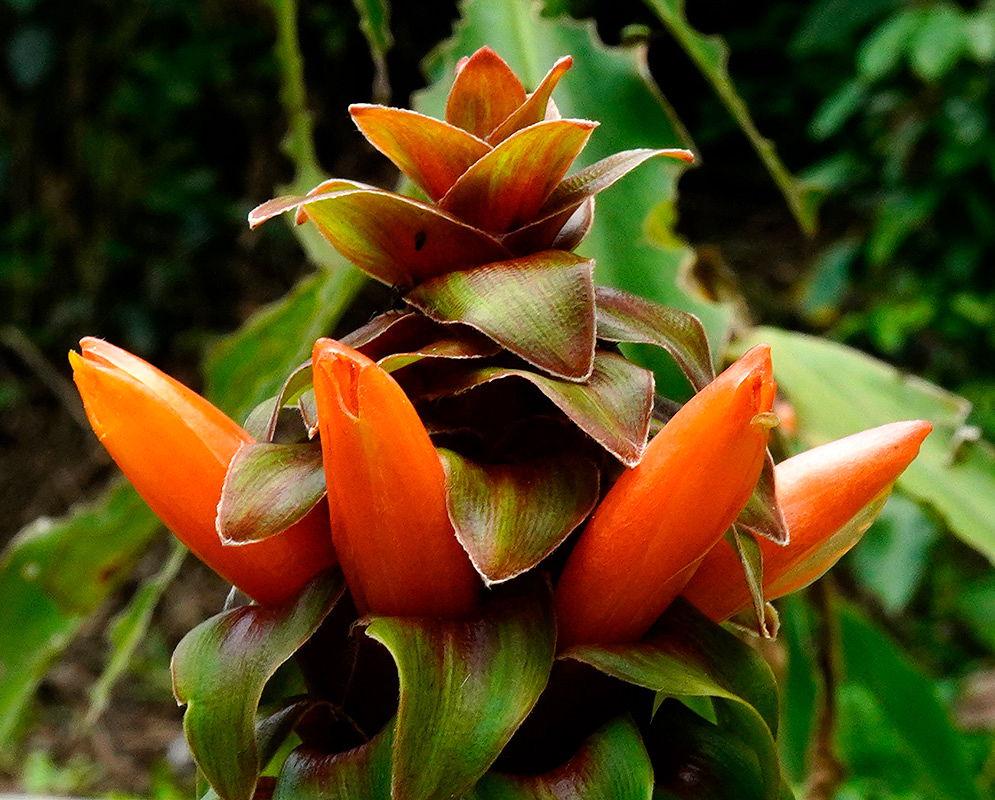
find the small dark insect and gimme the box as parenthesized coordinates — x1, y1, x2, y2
(414, 230, 427, 251)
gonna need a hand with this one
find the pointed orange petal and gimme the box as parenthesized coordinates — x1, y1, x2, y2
(682, 420, 932, 621)
(488, 56, 573, 144)
(439, 119, 597, 234)
(71, 339, 336, 606)
(446, 47, 527, 139)
(350, 105, 491, 201)
(312, 338, 480, 618)
(554, 345, 776, 647)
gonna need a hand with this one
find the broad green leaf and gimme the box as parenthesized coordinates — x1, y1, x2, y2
(644, 0, 817, 235)
(439, 119, 596, 234)
(594, 286, 714, 391)
(0, 481, 160, 757)
(776, 595, 819, 785)
(439, 449, 599, 584)
(650, 699, 765, 800)
(911, 5, 967, 82)
(85, 539, 187, 727)
(847, 493, 940, 615)
(564, 598, 782, 800)
(172, 571, 345, 800)
(302, 188, 513, 287)
(407, 251, 596, 380)
(737, 327, 995, 565)
(363, 577, 556, 800)
(417, 0, 731, 350)
(273, 724, 394, 800)
(217, 442, 326, 545)
(469, 716, 653, 799)
(204, 268, 366, 423)
(428, 350, 653, 467)
(488, 55, 573, 144)
(837, 602, 981, 800)
(350, 106, 490, 201)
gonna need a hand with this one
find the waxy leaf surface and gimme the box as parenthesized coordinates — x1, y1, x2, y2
(439, 449, 599, 584)
(468, 716, 653, 799)
(428, 350, 653, 467)
(487, 55, 573, 144)
(363, 578, 556, 800)
(217, 442, 326, 545)
(447, 47, 527, 139)
(594, 287, 714, 392)
(302, 189, 512, 286)
(272, 725, 394, 800)
(350, 105, 491, 201)
(171, 571, 345, 800)
(407, 251, 596, 380)
(564, 599, 782, 800)
(439, 119, 596, 234)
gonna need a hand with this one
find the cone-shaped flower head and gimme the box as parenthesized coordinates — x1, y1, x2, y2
(555, 345, 776, 647)
(682, 420, 932, 621)
(70, 338, 337, 606)
(249, 47, 692, 290)
(312, 338, 481, 618)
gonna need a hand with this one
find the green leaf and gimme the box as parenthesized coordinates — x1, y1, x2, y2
(416, 0, 731, 351)
(352, 0, 393, 103)
(594, 286, 714, 391)
(428, 350, 653, 467)
(737, 327, 995, 566)
(650, 699, 766, 800)
(438, 449, 599, 584)
(273, 724, 394, 800)
(736, 452, 788, 546)
(85, 539, 187, 727)
(468, 716, 653, 799)
(407, 251, 596, 380)
(438, 119, 596, 234)
(204, 268, 366, 423)
(0, 481, 160, 757)
(836, 602, 981, 800)
(217, 442, 326, 545)
(644, 0, 816, 235)
(911, 5, 968, 82)
(564, 598, 782, 800)
(363, 577, 557, 800)
(171, 570, 345, 800)
(776, 595, 819, 785)
(857, 9, 924, 81)
(727, 526, 773, 638)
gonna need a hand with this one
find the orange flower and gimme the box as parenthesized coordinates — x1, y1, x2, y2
(70, 338, 337, 606)
(681, 420, 932, 621)
(554, 345, 776, 647)
(311, 338, 481, 618)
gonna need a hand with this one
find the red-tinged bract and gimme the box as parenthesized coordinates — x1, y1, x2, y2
(554, 345, 777, 647)
(311, 337, 481, 618)
(682, 420, 932, 621)
(70, 338, 337, 606)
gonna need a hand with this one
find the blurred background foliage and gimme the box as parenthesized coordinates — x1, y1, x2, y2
(3, 0, 995, 798)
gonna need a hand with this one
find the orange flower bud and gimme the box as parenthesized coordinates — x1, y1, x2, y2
(681, 420, 932, 621)
(555, 345, 776, 647)
(70, 338, 337, 606)
(311, 338, 481, 618)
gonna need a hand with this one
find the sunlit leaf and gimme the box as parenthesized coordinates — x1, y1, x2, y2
(363, 577, 556, 800)
(439, 119, 597, 234)
(439, 449, 599, 584)
(172, 571, 345, 800)
(427, 350, 653, 467)
(350, 106, 491, 200)
(469, 716, 653, 799)
(407, 250, 596, 380)
(217, 442, 326, 545)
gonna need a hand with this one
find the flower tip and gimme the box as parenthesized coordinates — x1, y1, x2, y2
(312, 338, 377, 420)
